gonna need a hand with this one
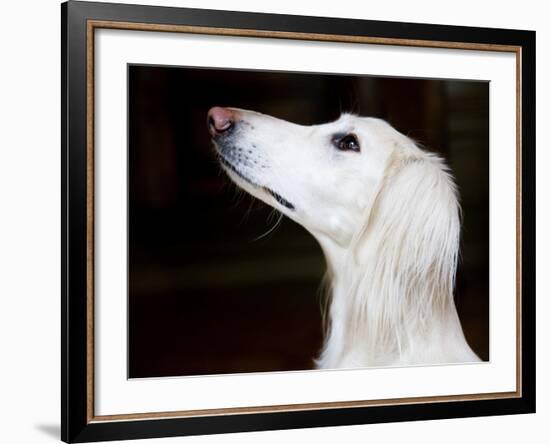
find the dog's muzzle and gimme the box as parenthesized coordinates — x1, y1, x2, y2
(208, 106, 296, 212)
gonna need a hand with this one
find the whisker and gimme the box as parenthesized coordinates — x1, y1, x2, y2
(240, 196, 256, 225)
(252, 210, 284, 241)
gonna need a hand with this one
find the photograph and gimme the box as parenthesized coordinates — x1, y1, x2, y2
(128, 65, 489, 378)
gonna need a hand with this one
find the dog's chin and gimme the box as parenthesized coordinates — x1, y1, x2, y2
(217, 154, 295, 212)
(218, 155, 259, 187)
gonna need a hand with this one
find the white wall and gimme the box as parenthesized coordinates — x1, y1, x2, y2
(0, 1, 546, 443)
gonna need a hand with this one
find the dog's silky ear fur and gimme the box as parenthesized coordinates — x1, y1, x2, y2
(343, 153, 461, 362)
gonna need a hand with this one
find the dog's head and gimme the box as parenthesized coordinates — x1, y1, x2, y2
(208, 107, 459, 252)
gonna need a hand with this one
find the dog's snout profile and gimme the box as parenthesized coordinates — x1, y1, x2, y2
(207, 106, 236, 137)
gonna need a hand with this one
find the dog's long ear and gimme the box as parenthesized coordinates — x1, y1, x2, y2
(346, 153, 461, 357)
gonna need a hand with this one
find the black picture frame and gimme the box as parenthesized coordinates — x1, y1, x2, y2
(61, 1, 536, 442)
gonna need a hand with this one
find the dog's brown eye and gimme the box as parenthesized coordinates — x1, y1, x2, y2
(335, 134, 360, 152)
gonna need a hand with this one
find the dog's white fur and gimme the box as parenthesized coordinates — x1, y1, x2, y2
(213, 108, 480, 368)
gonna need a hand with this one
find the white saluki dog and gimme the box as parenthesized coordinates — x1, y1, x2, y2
(208, 106, 480, 369)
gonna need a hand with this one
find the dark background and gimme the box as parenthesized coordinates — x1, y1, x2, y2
(128, 65, 489, 378)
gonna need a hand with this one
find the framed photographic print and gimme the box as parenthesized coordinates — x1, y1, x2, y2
(61, 1, 536, 442)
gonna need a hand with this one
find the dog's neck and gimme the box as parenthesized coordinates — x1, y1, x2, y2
(315, 236, 477, 368)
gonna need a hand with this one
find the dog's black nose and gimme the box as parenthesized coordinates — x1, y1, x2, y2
(208, 107, 235, 137)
